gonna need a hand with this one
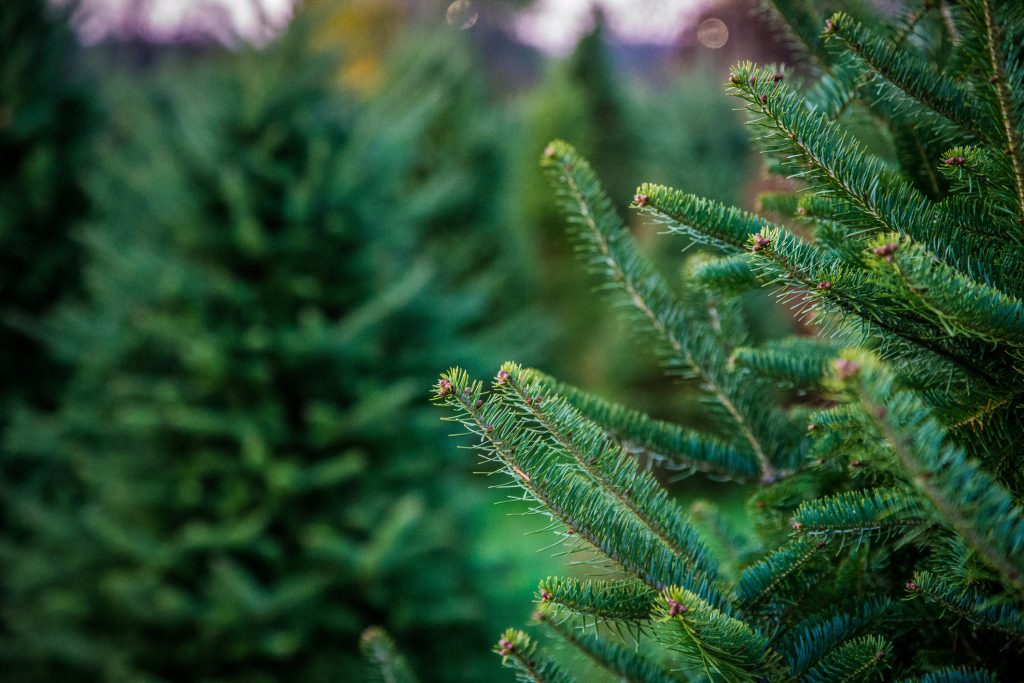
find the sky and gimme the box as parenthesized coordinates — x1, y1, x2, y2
(66, 0, 706, 50)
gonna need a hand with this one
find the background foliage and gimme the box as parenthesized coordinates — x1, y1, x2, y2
(0, 0, 757, 680)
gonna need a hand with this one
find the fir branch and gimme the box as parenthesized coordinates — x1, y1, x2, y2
(801, 634, 891, 683)
(495, 630, 576, 683)
(910, 570, 1024, 647)
(736, 538, 827, 610)
(975, 0, 1024, 221)
(689, 254, 765, 294)
(792, 487, 931, 544)
(845, 354, 1024, 594)
(637, 184, 998, 384)
(825, 12, 982, 137)
(779, 598, 893, 677)
(537, 614, 679, 683)
(542, 140, 787, 481)
(729, 62, 928, 240)
(896, 667, 1000, 683)
(537, 577, 657, 624)
(731, 337, 842, 388)
(653, 586, 779, 682)
(435, 369, 727, 605)
(867, 236, 1024, 347)
(527, 368, 761, 481)
(495, 362, 721, 584)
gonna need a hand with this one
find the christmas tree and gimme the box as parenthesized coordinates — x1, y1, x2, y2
(1, 18, 533, 682)
(436, 1, 1024, 680)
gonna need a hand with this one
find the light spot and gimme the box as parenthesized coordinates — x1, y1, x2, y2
(697, 17, 728, 49)
(446, 0, 479, 30)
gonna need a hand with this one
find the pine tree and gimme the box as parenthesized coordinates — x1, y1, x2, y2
(436, 1, 1024, 680)
(0, 20, 533, 682)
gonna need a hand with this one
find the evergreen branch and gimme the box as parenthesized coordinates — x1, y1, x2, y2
(868, 236, 1024, 347)
(360, 627, 420, 683)
(732, 337, 842, 388)
(825, 12, 982, 137)
(845, 354, 1024, 594)
(542, 140, 785, 481)
(689, 254, 765, 294)
(779, 598, 893, 677)
(736, 538, 826, 609)
(528, 368, 761, 481)
(495, 630, 576, 683)
(896, 667, 1000, 683)
(537, 613, 679, 683)
(729, 62, 929, 240)
(910, 570, 1024, 647)
(496, 363, 721, 583)
(975, 0, 1024, 221)
(801, 634, 891, 683)
(435, 369, 727, 605)
(653, 586, 779, 682)
(637, 184, 997, 383)
(792, 487, 930, 544)
(537, 577, 657, 623)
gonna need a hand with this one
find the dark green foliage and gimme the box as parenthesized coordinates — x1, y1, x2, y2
(0, 0, 93, 412)
(438, 1, 1024, 680)
(1, 22, 531, 682)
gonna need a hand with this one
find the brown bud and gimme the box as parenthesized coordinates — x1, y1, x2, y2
(634, 193, 649, 207)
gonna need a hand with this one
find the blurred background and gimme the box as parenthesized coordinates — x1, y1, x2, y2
(0, 0, 796, 680)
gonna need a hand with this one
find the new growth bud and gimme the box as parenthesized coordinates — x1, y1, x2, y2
(872, 242, 899, 262)
(751, 232, 772, 253)
(667, 598, 688, 617)
(834, 358, 860, 380)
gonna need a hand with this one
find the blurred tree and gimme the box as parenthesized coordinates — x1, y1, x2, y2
(0, 0, 93, 414)
(510, 15, 752, 421)
(0, 19, 535, 683)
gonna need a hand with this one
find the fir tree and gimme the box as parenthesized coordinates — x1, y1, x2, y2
(1, 21, 532, 682)
(0, 0, 93, 413)
(436, 1, 1024, 680)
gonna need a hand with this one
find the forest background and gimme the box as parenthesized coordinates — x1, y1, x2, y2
(0, 0, 792, 679)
